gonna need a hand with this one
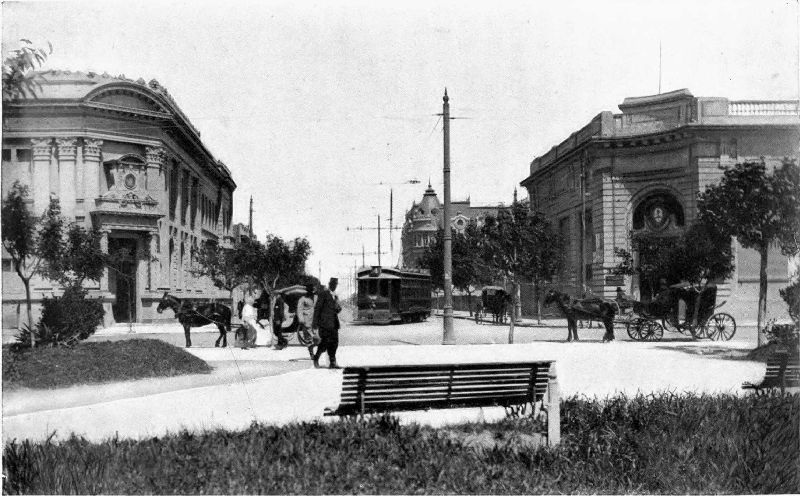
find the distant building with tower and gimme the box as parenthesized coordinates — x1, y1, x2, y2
(520, 89, 799, 322)
(400, 183, 504, 268)
(2, 70, 236, 328)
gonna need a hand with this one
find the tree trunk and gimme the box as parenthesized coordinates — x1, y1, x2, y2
(757, 244, 769, 347)
(534, 282, 542, 324)
(22, 277, 34, 348)
(515, 281, 522, 321)
(508, 279, 517, 344)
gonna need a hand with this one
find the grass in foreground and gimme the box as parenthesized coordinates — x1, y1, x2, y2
(4, 392, 798, 494)
(2, 339, 211, 390)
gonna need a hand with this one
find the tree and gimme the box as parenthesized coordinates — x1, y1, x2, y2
(481, 202, 564, 342)
(419, 221, 490, 315)
(2, 184, 105, 347)
(191, 239, 250, 300)
(2, 182, 44, 344)
(3, 39, 52, 101)
(237, 234, 313, 320)
(698, 159, 800, 345)
(613, 222, 734, 300)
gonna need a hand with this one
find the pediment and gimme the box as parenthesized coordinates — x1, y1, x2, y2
(91, 91, 166, 113)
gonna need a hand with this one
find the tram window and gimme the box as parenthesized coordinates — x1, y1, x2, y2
(380, 280, 389, 297)
(358, 280, 368, 295)
(368, 280, 378, 295)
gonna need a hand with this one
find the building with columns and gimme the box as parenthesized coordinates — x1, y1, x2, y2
(401, 183, 504, 268)
(520, 89, 799, 323)
(2, 70, 236, 328)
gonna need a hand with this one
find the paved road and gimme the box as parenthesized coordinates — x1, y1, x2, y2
(3, 313, 768, 443)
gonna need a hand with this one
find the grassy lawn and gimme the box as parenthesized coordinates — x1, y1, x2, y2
(4, 392, 798, 494)
(2, 339, 211, 390)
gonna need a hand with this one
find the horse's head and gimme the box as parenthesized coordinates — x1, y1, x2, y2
(156, 292, 176, 314)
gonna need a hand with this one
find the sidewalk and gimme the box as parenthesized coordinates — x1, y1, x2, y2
(3, 339, 766, 444)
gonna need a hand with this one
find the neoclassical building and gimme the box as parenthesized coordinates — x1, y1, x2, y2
(401, 183, 504, 268)
(2, 70, 236, 328)
(520, 89, 799, 322)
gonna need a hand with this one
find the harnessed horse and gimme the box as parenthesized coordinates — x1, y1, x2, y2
(543, 289, 617, 342)
(156, 292, 232, 348)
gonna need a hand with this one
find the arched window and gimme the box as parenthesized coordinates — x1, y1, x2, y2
(632, 192, 684, 232)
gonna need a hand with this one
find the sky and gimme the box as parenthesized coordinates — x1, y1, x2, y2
(3, 0, 799, 290)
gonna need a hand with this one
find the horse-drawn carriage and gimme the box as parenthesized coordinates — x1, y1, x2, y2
(615, 284, 736, 342)
(474, 286, 511, 324)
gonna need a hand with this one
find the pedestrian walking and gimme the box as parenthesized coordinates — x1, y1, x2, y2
(312, 277, 342, 369)
(297, 284, 318, 359)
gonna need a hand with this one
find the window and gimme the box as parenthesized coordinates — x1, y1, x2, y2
(16, 149, 31, 162)
(2, 149, 10, 162)
(2, 259, 13, 272)
(380, 280, 389, 297)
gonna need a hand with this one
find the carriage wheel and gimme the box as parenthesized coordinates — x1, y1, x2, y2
(704, 313, 736, 341)
(645, 320, 664, 341)
(635, 319, 663, 341)
(627, 319, 645, 340)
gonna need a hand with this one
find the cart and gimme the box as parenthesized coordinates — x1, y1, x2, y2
(616, 284, 736, 341)
(475, 286, 511, 324)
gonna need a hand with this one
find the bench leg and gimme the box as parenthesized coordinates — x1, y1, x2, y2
(547, 363, 561, 446)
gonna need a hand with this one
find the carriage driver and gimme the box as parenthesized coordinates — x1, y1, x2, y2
(240, 294, 261, 350)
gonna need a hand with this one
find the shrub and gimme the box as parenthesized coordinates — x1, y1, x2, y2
(3, 393, 798, 494)
(780, 278, 800, 323)
(764, 322, 799, 351)
(14, 287, 104, 349)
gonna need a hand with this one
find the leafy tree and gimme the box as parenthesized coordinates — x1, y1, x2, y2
(3, 39, 52, 101)
(697, 159, 800, 345)
(419, 221, 491, 315)
(191, 239, 250, 300)
(779, 278, 799, 324)
(2, 184, 105, 347)
(2, 182, 45, 344)
(481, 202, 563, 342)
(614, 222, 734, 300)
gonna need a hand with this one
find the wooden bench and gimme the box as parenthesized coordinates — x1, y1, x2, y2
(324, 361, 560, 446)
(742, 350, 800, 393)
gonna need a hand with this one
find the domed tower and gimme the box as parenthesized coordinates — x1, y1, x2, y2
(401, 182, 443, 267)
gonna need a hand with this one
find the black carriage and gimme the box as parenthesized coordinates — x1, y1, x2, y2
(475, 286, 511, 324)
(356, 266, 431, 324)
(616, 284, 736, 341)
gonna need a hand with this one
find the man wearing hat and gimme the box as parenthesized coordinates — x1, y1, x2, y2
(312, 277, 342, 369)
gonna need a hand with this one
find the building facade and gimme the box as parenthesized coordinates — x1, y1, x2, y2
(520, 89, 799, 322)
(2, 70, 236, 328)
(401, 183, 503, 268)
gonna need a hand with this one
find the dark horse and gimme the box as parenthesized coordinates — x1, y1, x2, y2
(157, 292, 232, 348)
(543, 289, 617, 342)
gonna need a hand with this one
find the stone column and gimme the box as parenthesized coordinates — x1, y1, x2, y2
(145, 145, 165, 200)
(56, 138, 78, 219)
(83, 139, 103, 208)
(31, 138, 52, 215)
(99, 229, 114, 327)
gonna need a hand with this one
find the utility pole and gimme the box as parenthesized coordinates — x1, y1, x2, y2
(377, 214, 381, 266)
(441, 88, 455, 345)
(389, 189, 393, 259)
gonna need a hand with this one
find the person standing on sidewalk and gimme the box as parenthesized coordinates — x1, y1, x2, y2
(240, 294, 260, 350)
(297, 284, 318, 359)
(312, 277, 342, 369)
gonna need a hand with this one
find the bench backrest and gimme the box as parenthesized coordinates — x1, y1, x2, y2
(335, 361, 554, 415)
(765, 352, 800, 385)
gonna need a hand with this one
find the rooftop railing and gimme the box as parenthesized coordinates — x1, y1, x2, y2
(728, 100, 800, 116)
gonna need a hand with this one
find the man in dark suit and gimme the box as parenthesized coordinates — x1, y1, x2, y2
(312, 277, 342, 369)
